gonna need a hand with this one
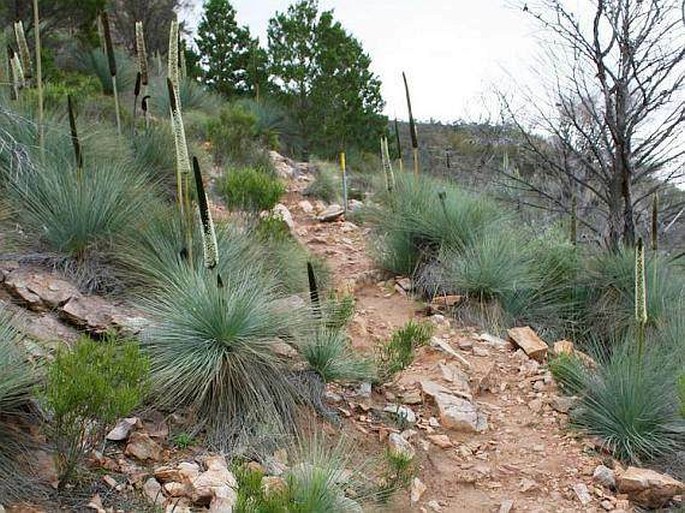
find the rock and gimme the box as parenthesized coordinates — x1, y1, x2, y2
(428, 434, 453, 448)
(388, 433, 415, 460)
(299, 200, 314, 214)
(163, 482, 187, 497)
(617, 466, 684, 508)
(59, 295, 118, 333)
(553, 339, 575, 355)
(499, 499, 514, 513)
(106, 417, 139, 441)
(143, 411, 169, 440)
(429, 295, 464, 311)
(110, 314, 150, 336)
(410, 477, 427, 503)
(528, 398, 543, 412)
(420, 380, 486, 432)
(438, 362, 472, 399)
(478, 333, 509, 349)
(318, 204, 344, 222)
(124, 432, 162, 462)
(429, 337, 470, 369)
(395, 277, 412, 292)
(383, 404, 416, 424)
(178, 462, 201, 483)
(572, 483, 592, 505)
(143, 477, 165, 506)
(191, 456, 238, 505)
(593, 465, 616, 489)
(427, 500, 443, 512)
(507, 326, 548, 361)
(165, 499, 192, 513)
(400, 390, 423, 405)
(209, 485, 238, 513)
(271, 340, 300, 360)
(262, 476, 287, 497)
(472, 346, 489, 357)
(4, 269, 81, 311)
(549, 395, 579, 414)
(457, 339, 473, 351)
(348, 199, 364, 212)
(272, 203, 295, 232)
(270, 150, 297, 179)
(86, 494, 106, 513)
(354, 382, 372, 398)
(519, 478, 538, 493)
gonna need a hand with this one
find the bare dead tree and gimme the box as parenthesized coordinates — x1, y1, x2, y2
(501, 0, 685, 250)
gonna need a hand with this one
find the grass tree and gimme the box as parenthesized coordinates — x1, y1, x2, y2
(402, 72, 419, 175)
(100, 13, 121, 134)
(32, 0, 44, 154)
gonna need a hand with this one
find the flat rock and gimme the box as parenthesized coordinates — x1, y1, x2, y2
(507, 326, 548, 361)
(549, 395, 579, 414)
(318, 204, 344, 222)
(593, 465, 616, 489)
(428, 434, 453, 448)
(438, 362, 472, 399)
(499, 499, 514, 513)
(410, 477, 427, 504)
(272, 203, 295, 232)
(106, 417, 139, 441)
(4, 269, 81, 311)
(617, 466, 684, 508)
(59, 295, 118, 333)
(124, 432, 162, 462)
(298, 200, 314, 214)
(420, 380, 486, 433)
(572, 482, 592, 505)
(142, 477, 164, 506)
(192, 456, 238, 505)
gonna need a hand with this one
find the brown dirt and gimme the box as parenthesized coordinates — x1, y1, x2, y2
(282, 178, 624, 513)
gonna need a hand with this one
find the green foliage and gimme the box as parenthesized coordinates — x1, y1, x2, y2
(679, 375, 685, 417)
(549, 353, 589, 396)
(171, 432, 195, 449)
(219, 167, 285, 213)
(375, 449, 415, 503)
(131, 123, 176, 187)
(45, 334, 149, 485)
(206, 102, 273, 167)
(267, 0, 386, 157)
(299, 328, 375, 383)
(321, 293, 355, 331)
(569, 339, 685, 464)
(378, 320, 434, 380)
(0, 307, 40, 503)
(79, 48, 137, 95)
(140, 268, 305, 446)
(151, 77, 222, 117)
(195, 0, 267, 98)
(303, 161, 340, 203)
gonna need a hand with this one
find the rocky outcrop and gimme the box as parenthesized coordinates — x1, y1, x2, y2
(420, 379, 487, 433)
(616, 466, 684, 508)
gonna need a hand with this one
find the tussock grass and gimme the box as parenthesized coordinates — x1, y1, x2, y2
(378, 320, 433, 380)
(299, 328, 375, 383)
(218, 166, 285, 213)
(140, 269, 306, 446)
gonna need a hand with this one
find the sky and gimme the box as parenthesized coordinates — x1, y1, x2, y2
(182, 0, 543, 123)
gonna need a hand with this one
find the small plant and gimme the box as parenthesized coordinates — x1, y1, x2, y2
(206, 102, 268, 166)
(321, 293, 355, 331)
(44, 334, 149, 486)
(375, 449, 415, 503)
(378, 320, 433, 380)
(299, 328, 375, 383)
(548, 352, 588, 396)
(218, 166, 285, 213)
(171, 432, 194, 449)
(303, 162, 340, 203)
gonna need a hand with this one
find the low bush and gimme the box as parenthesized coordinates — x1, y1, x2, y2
(299, 328, 375, 383)
(218, 167, 285, 213)
(44, 334, 149, 486)
(151, 77, 222, 117)
(304, 162, 341, 203)
(79, 48, 137, 95)
(375, 449, 415, 503)
(378, 320, 434, 380)
(0, 307, 41, 503)
(206, 103, 272, 168)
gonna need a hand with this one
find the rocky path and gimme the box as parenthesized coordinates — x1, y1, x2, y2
(281, 176, 633, 513)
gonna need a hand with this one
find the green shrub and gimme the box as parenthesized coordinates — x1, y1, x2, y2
(570, 340, 685, 464)
(0, 307, 41, 503)
(679, 375, 685, 417)
(79, 48, 137, 95)
(378, 320, 434, 380)
(151, 77, 222, 117)
(549, 353, 589, 396)
(45, 334, 149, 486)
(299, 328, 375, 383)
(375, 449, 415, 503)
(140, 268, 305, 446)
(207, 103, 270, 167)
(321, 293, 355, 331)
(219, 167, 285, 213)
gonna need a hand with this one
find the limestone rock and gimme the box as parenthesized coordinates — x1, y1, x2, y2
(593, 465, 616, 489)
(318, 204, 344, 222)
(410, 477, 427, 504)
(429, 337, 470, 369)
(125, 432, 162, 462)
(420, 379, 486, 432)
(191, 456, 238, 505)
(106, 417, 139, 441)
(438, 362, 472, 399)
(572, 482, 592, 505)
(209, 484, 238, 513)
(163, 482, 187, 497)
(617, 466, 684, 508)
(270, 150, 297, 179)
(383, 404, 416, 424)
(299, 200, 314, 214)
(143, 477, 165, 506)
(549, 395, 579, 414)
(428, 434, 453, 448)
(272, 203, 295, 232)
(388, 433, 415, 460)
(59, 295, 118, 333)
(498, 499, 514, 513)
(4, 269, 81, 311)
(507, 326, 548, 361)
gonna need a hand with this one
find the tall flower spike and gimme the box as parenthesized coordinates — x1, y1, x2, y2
(402, 71, 419, 175)
(168, 19, 180, 94)
(635, 238, 647, 325)
(307, 262, 321, 319)
(7, 46, 19, 100)
(67, 95, 83, 172)
(167, 78, 192, 217)
(192, 157, 218, 270)
(134, 21, 148, 86)
(13, 21, 32, 80)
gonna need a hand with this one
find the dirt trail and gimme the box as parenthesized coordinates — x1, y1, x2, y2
(282, 180, 623, 513)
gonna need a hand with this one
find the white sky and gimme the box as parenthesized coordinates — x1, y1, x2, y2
(182, 0, 545, 123)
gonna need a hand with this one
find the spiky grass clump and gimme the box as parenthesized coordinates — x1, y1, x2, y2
(303, 162, 341, 204)
(79, 48, 137, 95)
(152, 77, 221, 117)
(140, 269, 307, 446)
(0, 307, 40, 503)
(579, 249, 685, 340)
(570, 339, 685, 464)
(9, 157, 156, 259)
(299, 328, 375, 383)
